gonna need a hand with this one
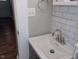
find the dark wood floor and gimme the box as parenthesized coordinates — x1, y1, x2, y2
(0, 18, 17, 59)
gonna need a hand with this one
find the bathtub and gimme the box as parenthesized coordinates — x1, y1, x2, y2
(29, 34, 73, 59)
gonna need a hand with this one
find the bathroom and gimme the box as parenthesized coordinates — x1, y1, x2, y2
(28, 0, 78, 59)
(0, 0, 78, 59)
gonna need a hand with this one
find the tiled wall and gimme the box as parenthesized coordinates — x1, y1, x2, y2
(51, 6, 78, 46)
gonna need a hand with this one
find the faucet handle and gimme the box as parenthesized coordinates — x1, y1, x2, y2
(61, 37, 65, 45)
(55, 34, 59, 41)
(52, 32, 55, 36)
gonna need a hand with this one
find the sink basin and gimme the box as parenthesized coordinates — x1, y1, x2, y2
(29, 34, 73, 59)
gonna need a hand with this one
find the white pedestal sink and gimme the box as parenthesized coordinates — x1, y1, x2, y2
(29, 34, 74, 59)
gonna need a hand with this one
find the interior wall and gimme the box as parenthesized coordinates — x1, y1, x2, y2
(28, 0, 51, 37)
(51, 5, 78, 47)
(13, 0, 29, 59)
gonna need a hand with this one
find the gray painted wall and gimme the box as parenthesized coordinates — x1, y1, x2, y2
(28, 0, 51, 37)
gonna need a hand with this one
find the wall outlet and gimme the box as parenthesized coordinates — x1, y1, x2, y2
(28, 8, 36, 16)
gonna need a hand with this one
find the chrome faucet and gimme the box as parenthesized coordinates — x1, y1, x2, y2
(52, 29, 65, 45)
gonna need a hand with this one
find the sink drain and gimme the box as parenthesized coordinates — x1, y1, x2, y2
(50, 49, 55, 53)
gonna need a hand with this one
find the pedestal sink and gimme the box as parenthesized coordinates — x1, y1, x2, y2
(29, 34, 74, 59)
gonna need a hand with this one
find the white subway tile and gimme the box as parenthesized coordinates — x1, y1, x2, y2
(69, 26, 77, 33)
(68, 6, 78, 14)
(59, 6, 69, 13)
(56, 12, 63, 17)
(62, 13, 72, 20)
(71, 14, 78, 21)
(51, 6, 78, 46)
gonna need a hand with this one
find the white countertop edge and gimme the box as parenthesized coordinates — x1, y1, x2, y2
(29, 39, 48, 59)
